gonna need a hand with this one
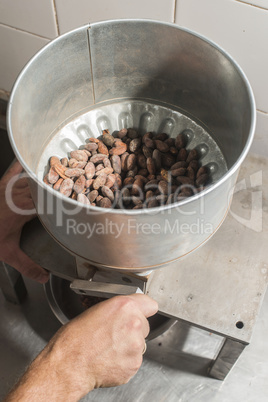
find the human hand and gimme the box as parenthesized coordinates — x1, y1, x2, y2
(5, 294, 158, 401)
(0, 160, 49, 283)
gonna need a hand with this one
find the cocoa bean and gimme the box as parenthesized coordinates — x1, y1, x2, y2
(87, 190, 98, 203)
(77, 193, 90, 205)
(196, 173, 209, 187)
(129, 137, 142, 153)
(93, 173, 107, 190)
(50, 156, 60, 167)
(196, 166, 208, 178)
(90, 154, 108, 164)
(175, 133, 186, 149)
(102, 132, 115, 147)
(127, 154, 137, 171)
(74, 175, 86, 194)
(152, 149, 161, 172)
(48, 167, 59, 184)
(61, 157, 69, 167)
(121, 152, 129, 171)
(60, 178, 74, 197)
(101, 186, 114, 201)
(53, 178, 63, 191)
(158, 180, 169, 195)
(155, 133, 169, 141)
(142, 145, 152, 158)
(155, 140, 169, 153)
(85, 162, 95, 179)
(177, 148, 188, 161)
(70, 150, 88, 162)
(117, 128, 128, 139)
(147, 157, 155, 175)
(171, 167, 187, 177)
(105, 174, 116, 189)
(187, 149, 199, 163)
(109, 141, 127, 156)
(98, 140, 109, 155)
(84, 142, 98, 152)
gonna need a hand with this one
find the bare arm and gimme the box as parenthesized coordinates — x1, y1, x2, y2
(5, 294, 158, 401)
(0, 161, 49, 283)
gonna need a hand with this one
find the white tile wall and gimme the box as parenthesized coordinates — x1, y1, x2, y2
(0, 24, 49, 92)
(251, 111, 268, 157)
(0, 0, 58, 39)
(54, 0, 175, 34)
(175, 0, 268, 113)
(238, 0, 268, 9)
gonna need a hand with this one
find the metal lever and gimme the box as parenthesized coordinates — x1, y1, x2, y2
(70, 279, 143, 299)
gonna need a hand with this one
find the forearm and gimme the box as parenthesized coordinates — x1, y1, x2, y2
(4, 344, 94, 402)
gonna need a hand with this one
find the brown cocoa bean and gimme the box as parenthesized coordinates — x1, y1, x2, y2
(175, 133, 186, 149)
(132, 178, 144, 196)
(126, 166, 138, 177)
(176, 176, 194, 186)
(129, 137, 142, 153)
(148, 199, 159, 208)
(114, 173, 122, 190)
(187, 149, 199, 163)
(109, 141, 127, 156)
(90, 153, 108, 164)
(74, 175, 86, 194)
(155, 133, 169, 141)
(158, 180, 169, 195)
(127, 154, 137, 171)
(70, 150, 88, 162)
(50, 156, 60, 167)
(95, 167, 114, 176)
(60, 178, 74, 197)
(155, 140, 169, 153)
(105, 174, 116, 188)
(142, 132, 153, 143)
(145, 190, 154, 201)
(48, 167, 59, 184)
(165, 138, 175, 147)
(121, 152, 129, 171)
(134, 175, 148, 184)
(137, 168, 148, 177)
(61, 157, 69, 167)
(137, 154, 147, 169)
(121, 187, 131, 205)
(187, 167, 195, 180)
(196, 173, 209, 187)
(132, 204, 144, 209)
(177, 148, 188, 161)
(156, 194, 168, 204)
(123, 177, 134, 186)
(53, 178, 63, 191)
(144, 137, 155, 148)
(98, 140, 109, 155)
(102, 132, 115, 147)
(96, 195, 103, 205)
(85, 162, 95, 179)
(171, 167, 187, 177)
(87, 137, 100, 143)
(171, 161, 188, 170)
(84, 142, 98, 152)
(127, 128, 139, 139)
(196, 166, 208, 178)
(188, 159, 199, 172)
(53, 163, 68, 179)
(161, 153, 175, 168)
(142, 145, 152, 158)
(87, 190, 98, 203)
(95, 164, 104, 172)
(147, 157, 155, 175)
(144, 179, 159, 192)
(65, 168, 85, 178)
(132, 196, 143, 206)
(85, 178, 94, 188)
(101, 186, 114, 201)
(103, 158, 112, 169)
(77, 193, 90, 205)
(152, 149, 162, 172)
(93, 173, 107, 190)
(118, 128, 128, 139)
(110, 155, 121, 174)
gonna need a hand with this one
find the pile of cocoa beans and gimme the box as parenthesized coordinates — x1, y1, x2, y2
(43, 128, 209, 209)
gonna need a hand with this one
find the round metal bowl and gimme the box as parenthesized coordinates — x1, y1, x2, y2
(44, 275, 176, 341)
(8, 19, 256, 271)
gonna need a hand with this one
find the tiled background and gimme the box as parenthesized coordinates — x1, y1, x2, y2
(0, 0, 267, 155)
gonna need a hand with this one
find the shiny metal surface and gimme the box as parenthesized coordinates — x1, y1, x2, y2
(7, 20, 256, 270)
(44, 275, 176, 341)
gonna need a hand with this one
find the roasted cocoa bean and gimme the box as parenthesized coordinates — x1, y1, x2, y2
(77, 193, 90, 205)
(196, 173, 209, 187)
(147, 157, 155, 175)
(171, 167, 187, 177)
(187, 149, 199, 163)
(93, 173, 107, 190)
(102, 132, 115, 147)
(84, 142, 98, 152)
(48, 167, 59, 184)
(98, 140, 109, 156)
(109, 141, 127, 156)
(175, 133, 186, 149)
(70, 150, 88, 162)
(74, 175, 86, 194)
(60, 178, 74, 197)
(87, 190, 99, 203)
(129, 137, 142, 153)
(155, 140, 169, 153)
(50, 156, 60, 167)
(101, 185, 114, 201)
(53, 178, 63, 191)
(90, 153, 108, 164)
(177, 148, 188, 161)
(127, 154, 137, 171)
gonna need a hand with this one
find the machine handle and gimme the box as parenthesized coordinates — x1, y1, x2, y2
(70, 279, 143, 299)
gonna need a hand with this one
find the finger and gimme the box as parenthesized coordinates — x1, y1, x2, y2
(2, 160, 23, 182)
(126, 294, 158, 318)
(7, 247, 49, 284)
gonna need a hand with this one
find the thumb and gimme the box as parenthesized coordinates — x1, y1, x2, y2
(7, 246, 49, 284)
(126, 294, 158, 318)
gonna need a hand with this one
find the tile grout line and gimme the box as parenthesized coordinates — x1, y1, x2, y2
(0, 22, 51, 40)
(173, 0, 178, 23)
(52, 0, 60, 36)
(235, 0, 268, 12)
